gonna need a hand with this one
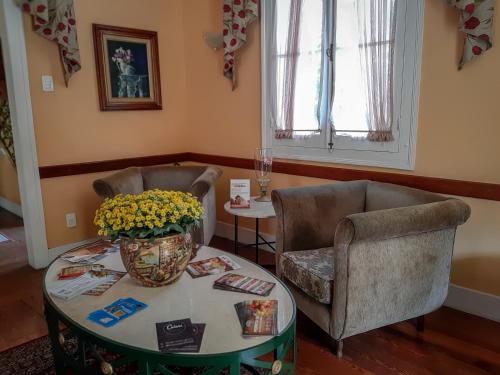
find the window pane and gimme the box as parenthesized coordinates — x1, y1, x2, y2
(274, 0, 323, 134)
(331, 0, 369, 136)
(294, 0, 323, 131)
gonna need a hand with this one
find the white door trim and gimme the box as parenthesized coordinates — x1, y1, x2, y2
(0, 0, 49, 268)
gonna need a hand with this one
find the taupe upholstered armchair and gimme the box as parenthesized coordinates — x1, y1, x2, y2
(93, 165, 222, 245)
(271, 181, 470, 357)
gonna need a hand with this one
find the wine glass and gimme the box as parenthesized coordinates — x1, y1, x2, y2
(254, 148, 272, 202)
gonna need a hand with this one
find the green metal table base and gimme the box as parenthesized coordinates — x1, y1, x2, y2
(44, 298, 296, 375)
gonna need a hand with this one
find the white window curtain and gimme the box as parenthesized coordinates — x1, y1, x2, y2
(356, 0, 397, 142)
(270, 0, 397, 142)
(270, 0, 326, 140)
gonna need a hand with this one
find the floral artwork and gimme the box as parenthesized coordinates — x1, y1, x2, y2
(108, 44, 150, 99)
(17, 0, 81, 86)
(93, 24, 162, 111)
(223, 0, 259, 89)
(448, 0, 495, 68)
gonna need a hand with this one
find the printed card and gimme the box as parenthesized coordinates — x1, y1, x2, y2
(230, 179, 251, 208)
(88, 298, 148, 327)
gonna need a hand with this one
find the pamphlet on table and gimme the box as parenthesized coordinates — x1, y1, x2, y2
(57, 264, 105, 280)
(235, 300, 278, 336)
(186, 255, 241, 278)
(88, 298, 147, 327)
(50, 268, 125, 300)
(213, 273, 275, 296)
(230, 179, 251, 208)
(156, 319, 206, 353)
(60, 240, 118, 264)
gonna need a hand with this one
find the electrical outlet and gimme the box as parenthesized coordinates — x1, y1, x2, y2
(65, 213, 77, 228)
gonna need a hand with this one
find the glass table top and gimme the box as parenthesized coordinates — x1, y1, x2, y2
(44, 246, 295, 355)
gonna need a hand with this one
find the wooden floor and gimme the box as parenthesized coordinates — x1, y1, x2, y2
(0, 224, 499, 374)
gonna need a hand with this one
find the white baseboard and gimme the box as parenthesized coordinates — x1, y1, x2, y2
(215, 220, 276, 253)
(48, 237, 99, 262)
(0, 196, 22, 217)
(216, 220, 500, 323)
(445, 284, 500, 323)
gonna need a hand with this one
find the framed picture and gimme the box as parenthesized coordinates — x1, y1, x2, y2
(93, 24, 162, 111)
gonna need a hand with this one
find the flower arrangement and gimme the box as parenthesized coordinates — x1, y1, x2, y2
(94, 190, 204, 241)
(112, 47, 134, 64)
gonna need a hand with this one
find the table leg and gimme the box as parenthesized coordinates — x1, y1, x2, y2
(255, 218, 259, 264)
(234, 215, 239, 255)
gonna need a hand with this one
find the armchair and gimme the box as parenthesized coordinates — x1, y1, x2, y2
(271, 181, 470, 357)
(93, 165, 222, 245)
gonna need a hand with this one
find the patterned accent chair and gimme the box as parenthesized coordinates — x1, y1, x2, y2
(93, 165, 222, 246)
(271, 181, 470, 357)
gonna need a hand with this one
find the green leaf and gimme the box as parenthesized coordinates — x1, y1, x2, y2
(165, 223, 185, 235)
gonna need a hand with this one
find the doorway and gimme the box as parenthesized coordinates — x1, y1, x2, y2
(0, 40, 27, 273)
(0, 0, 49, 269)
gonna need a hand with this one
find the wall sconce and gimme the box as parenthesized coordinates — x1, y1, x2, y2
(203, 32, 224, 51)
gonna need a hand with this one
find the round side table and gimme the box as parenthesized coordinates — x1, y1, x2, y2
(224, 197, 276, 265)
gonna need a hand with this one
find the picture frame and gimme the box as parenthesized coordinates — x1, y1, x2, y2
(92, 24, 162, 111)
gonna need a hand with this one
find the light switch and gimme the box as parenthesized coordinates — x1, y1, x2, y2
(41, 75, 54, 92)
(65, 213, 77, 228)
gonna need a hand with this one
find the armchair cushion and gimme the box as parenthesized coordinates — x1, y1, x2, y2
(280, 248, 335, 304)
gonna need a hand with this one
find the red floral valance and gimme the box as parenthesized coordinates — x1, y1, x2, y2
(17, 0, 81, 86)
(223, 0, 259, 90)
(448, 0, 494, 69)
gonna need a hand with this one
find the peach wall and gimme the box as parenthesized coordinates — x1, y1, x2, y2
(181, 0, 500, 296)
(23, 0, 189, 247)
(21, 1, 500, 296)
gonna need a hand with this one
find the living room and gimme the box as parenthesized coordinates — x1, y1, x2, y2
(0, 0, 499, 374)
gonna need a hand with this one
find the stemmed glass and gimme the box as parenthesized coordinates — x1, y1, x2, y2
(254, 148, 273, 202)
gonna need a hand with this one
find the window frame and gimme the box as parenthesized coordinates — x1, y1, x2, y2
(261, 0, 425, 170)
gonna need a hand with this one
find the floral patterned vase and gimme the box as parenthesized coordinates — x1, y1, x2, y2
(120, 233, 192, 287)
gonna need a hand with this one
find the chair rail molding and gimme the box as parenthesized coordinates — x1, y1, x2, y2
(38, 152, 500, 202)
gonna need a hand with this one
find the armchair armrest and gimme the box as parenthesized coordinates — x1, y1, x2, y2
(190, 166, 222, 199)
(331, 198, 471, 340)
(93, 167, 144, 199)
(336, 199, 471, 243)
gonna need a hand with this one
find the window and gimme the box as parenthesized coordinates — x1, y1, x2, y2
(261, 0, 424, 170)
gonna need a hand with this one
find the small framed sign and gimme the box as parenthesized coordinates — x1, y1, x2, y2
(230, 179, 251, 208)
(93, 24, 162, 111)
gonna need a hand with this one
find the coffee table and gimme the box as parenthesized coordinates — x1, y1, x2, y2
(43, 246, 296, 374)
(224, 198, 276, 265)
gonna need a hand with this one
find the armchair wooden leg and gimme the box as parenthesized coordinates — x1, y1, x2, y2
(330, 339, 343, 358)
(416, 315, 425, 332)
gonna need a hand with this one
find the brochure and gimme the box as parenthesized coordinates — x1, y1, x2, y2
(88, 298, 147, 328)
(234, 300, 278, 336)
(57, 264, 105, 280)
(49, 272, 110, 300)
(213, 273, 276, 296)
(155, 319, 205, 353)
(186, 255, 241, 278)
(230, 179, 251, 208)
(83, 269, 127, 296)
(60, 240, 118, 264)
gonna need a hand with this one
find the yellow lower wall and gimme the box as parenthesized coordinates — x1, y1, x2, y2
(41, 172, 109, 248)
(0, 155, 20, 205)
